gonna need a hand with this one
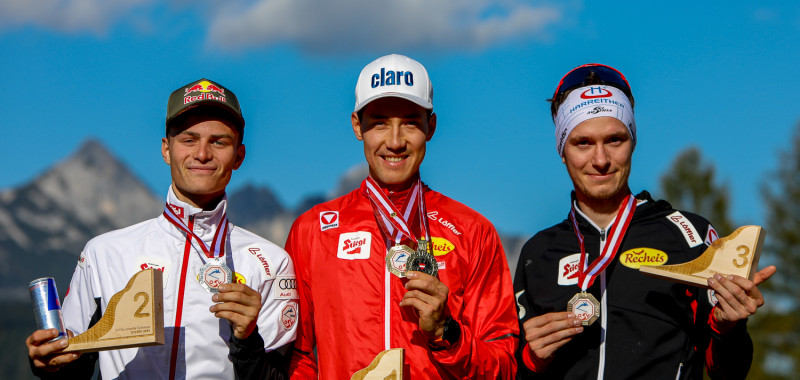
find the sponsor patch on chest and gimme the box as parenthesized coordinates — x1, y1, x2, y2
(667, 211, 702, 248)
(319, 211, 339, 231)
(337, 231, 371, 259)
(431, 236, 454, 256)
(619, 247, 668, 269)
(557, 253, 581, 286)
(136, 256, 170, 288)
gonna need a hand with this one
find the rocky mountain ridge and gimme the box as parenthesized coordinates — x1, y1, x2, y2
(0, 140, 525, 301)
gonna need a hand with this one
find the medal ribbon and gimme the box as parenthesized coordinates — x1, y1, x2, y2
(364, 176, 431, 246)
(569, 194, 636, 290)
(163, 203, 229, 259)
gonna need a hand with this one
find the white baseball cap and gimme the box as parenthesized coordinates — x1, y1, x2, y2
(354, 54, 433, 112)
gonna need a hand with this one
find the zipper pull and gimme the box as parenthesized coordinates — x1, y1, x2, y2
(600, 228, 606, 242)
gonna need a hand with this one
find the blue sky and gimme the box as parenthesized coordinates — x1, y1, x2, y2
(2, 1, 799, 237)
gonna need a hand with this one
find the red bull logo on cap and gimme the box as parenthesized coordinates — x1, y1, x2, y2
(184, 80, 226, 105)
(185, 80, 225, 95)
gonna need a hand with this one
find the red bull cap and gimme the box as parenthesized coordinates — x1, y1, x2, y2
(166, 78, 244, 134)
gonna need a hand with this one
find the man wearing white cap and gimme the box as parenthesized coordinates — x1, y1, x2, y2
(513, 64, 776, 379)
(285, 54, 518, 379)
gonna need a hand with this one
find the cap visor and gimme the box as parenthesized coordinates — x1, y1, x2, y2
(354, 93, 432, 112)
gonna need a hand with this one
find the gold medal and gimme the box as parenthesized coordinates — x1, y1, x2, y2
(567, 292, 600, 326)
(386, 244, 413, 278)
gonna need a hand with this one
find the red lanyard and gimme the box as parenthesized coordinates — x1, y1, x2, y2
(163, 203, 229, 259)
(569, 194, 636, 290)
(363, 177, 431, 245)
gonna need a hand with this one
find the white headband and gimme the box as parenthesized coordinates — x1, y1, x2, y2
(554, 85, 636, 156)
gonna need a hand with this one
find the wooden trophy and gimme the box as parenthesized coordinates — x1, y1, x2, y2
(64, 269, 165, 352)
(351, 348, 404, 380)
(640, 225, 765, 288)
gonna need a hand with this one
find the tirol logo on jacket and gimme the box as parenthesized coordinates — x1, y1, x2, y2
(619, 248, 668, 269)
(337, 232, 371, 260)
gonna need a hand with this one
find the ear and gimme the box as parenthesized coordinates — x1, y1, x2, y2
(426, 112, 437, 141)
(561, 154, 566, 164)
(233, 143, 246, 170)
(161, 137, 171, 165)
(351, 112, 364, 141)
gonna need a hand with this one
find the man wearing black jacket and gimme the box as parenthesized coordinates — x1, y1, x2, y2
(514, 64, 775, 379)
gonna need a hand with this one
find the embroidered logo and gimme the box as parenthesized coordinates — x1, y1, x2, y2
(427, 211, 462, 236)
(319, 211, 339, 231)
(245, 245, 274, 280)
(619, 247, 668, 269)
(431, 237, 455, 256)
(667, 211, 702, 248)
(274, 275, 298, 300)
(337, 232, 371, 260)
(280, 301, 298, 330)
(557, 253, 581, 286)
(168, 203, 184, 219)
(78, 252, 87, 269)
(705, 225, 719, 246)
(137, 256, 170, 288)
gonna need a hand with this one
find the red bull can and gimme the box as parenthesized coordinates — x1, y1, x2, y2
(28, 277, 67, 341)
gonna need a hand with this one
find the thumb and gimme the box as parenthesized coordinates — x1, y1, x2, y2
(753, 265, 777, 286)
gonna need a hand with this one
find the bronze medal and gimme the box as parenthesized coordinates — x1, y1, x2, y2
(567, 292, 600, 326)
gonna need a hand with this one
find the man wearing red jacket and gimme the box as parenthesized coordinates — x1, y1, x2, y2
(286, 54, 518, 379)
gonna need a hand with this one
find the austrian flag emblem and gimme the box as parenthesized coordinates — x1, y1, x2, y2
(319, 211, 339, 231)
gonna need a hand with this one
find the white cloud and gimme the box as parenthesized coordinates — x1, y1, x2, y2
(0, 0, 565, 53)
(206, 0, 563, 53)
(0, 0, 151, 34)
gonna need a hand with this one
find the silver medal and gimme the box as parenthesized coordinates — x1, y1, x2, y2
(198, 258, 233, 293)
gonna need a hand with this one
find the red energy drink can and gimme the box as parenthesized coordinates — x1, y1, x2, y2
(28, 277, 67, 341)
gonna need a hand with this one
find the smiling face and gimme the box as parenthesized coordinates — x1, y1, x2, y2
(162, 116, 245, 209)
(562, 116, 633, 208)
(352, 97, 436, 192)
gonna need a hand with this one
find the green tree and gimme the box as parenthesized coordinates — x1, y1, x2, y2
(750, 123, 800, 379)
(660, 146, 735, 235)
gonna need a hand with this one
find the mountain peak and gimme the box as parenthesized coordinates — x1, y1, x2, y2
(29, 138, 162, 228)
(70, 138, 123, 172)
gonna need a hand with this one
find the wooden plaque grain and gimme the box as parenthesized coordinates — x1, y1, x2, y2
(64, 269, 165, 353)
(351, 348, 404, 380)
(640, 225, 765, 288)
